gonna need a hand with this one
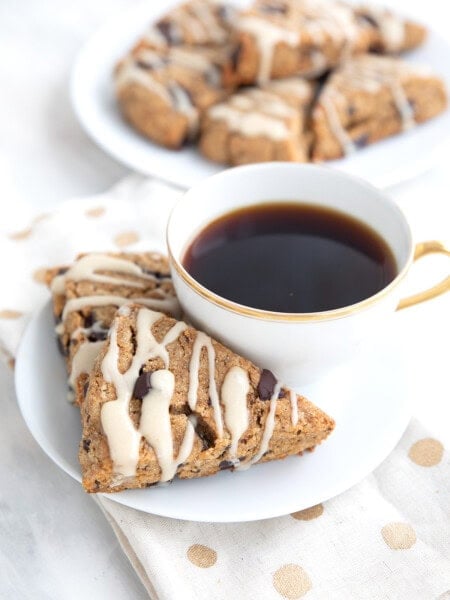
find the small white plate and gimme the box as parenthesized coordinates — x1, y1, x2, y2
(15, 301, 411, 522)
(70, 0, 450, 189)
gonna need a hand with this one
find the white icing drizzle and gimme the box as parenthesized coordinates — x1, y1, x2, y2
(208, 89, 297, 140)
(139, 369, 195, 482)
(289, 389, 299, 427)
(61, 294, 179, 322)
(115, 60, 172, 103)
(320, 94, 356, 155)
(69, 340, 105, 389)
(265, 77, 312, 100)
(237, 381, 282, 471)
(51, 254, 167, 295)
(221, 366, 250, 461)
(237, 16, 298, 84)
(188, 332, 224, 437)
(101, 309, 189, 477)
(359, 5, 405, 52)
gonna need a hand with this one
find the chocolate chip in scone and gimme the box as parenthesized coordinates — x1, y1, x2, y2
(230, 44, 242, 70)
(219, 460, 234, 470)
(87, 329, 108, 342)
(142, 268, 164, 278)
(156, 20, 180, 45)
(358, 13, 379, 28)
(83, 381, 89, 397)
(354, 134, 369, 148)
(56, 336, 67, 356)
(57, 267, 68, 275)
(259, 2, 288, 14)
(82, 439, 91, 452)
(133, 371, 153, 399)
(258, 369, 277, 400)
(195, 416, 216, 450)
(83, 313, 94, 328)
(278, 388, 286, 399)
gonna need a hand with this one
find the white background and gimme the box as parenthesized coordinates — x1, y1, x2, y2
(0, 1, 449, 598)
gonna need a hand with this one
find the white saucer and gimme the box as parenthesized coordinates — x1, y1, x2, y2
(15, 301, 411, 522)
(70, 0, 450, 189)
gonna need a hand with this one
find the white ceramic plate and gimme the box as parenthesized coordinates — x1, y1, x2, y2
(70, 0, 450, 189)
(15, 301, 411, 522)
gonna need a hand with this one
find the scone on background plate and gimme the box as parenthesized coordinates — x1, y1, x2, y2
(311, 54, 448, 161)
(115, 45, 237, 148)
(233, 0, 374, 85)
(79, 305, 335, 493)
(199, 77, 315, 165)
(46, 252, 180, 406)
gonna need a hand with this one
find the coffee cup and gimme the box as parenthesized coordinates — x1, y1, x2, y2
(167, 163, 449, 386)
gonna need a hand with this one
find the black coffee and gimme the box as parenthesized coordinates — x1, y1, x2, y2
(183, 203, 397, 313)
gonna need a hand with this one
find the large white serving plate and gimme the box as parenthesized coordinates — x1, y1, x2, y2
(15, 301, 411, 522)
(70, 0, 450, 189)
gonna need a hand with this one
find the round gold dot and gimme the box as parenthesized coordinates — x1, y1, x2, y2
(8, 357, 15, 370)
(408, 438, 443, 467)
(381, 522, 416, 550)
(0, 310, 23, 319)
(9, 228, 32, 241)
(32, 268, 49, 285)
(291, 504, 324, 521)
(85, 206, 106, 218)
(273, 564, 312, 599)
(114, 231, 140, 248)
(187, 544, 217, 568)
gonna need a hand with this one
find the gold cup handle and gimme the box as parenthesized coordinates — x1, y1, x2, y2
(397, 240, 450, 310)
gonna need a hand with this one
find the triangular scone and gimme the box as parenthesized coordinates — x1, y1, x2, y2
(311, 54, 447, 161)
(79, 305, 334, 493)
(199, 77, 315, 165)
(355, 5, 427, 54)
(233, 0, 373, 85)
(46, 252, 180, 406)
(115, 44, 237, 149)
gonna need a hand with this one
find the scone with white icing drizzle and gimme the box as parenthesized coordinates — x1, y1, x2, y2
(311, 54, 447, 161)
(46, 252, 180, 406)
(142, 0, 237, 49)
(115, 44, 237, 149)
(233, 0, 373, 85)
(199, 77, 315, 165)
(79, 305, 334, 492)
(355, 5, 427, 55)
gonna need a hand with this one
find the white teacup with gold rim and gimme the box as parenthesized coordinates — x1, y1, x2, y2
(167, 163, 449, 386)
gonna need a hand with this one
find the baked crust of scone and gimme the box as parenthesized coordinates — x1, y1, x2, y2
(79, 305, 335, 493)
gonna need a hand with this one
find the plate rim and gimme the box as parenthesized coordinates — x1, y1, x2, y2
(15, 300, 412, 523)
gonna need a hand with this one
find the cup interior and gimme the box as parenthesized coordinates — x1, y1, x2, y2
(167, 163, 412, 298)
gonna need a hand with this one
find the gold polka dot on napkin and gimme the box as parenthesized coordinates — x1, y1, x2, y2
(273, 564, 312, 599)
(381, 522, 417, 550)
(291, 504, 324, 521)
(187, 544, 217, 568)
(408, 438, 443, 467)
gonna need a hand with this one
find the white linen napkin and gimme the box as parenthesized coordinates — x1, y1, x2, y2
(1, 175, 449, 600)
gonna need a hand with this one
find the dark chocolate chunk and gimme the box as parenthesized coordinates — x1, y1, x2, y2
(156, 20, 180, 45)
(259, 3, 288, 14)
(354, 134, 369, 148)
(133, 371, 153, 399)
(57, 267, 68, 275)
(278, 388, 286, 399)
(56, 336, 67, 357)
(229, 44, 242, 70)
(83, 381, 89, 397)
(82, 439, 91, 452)
(219, 460, 234, 470)
(142, 268, 165, 279)
(83, 313, 94, 328)
(88, 329, 108, 342)
(358, 13, 379, 28)
(257, 369, 277, 400)
(195, 416, 216, 450)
